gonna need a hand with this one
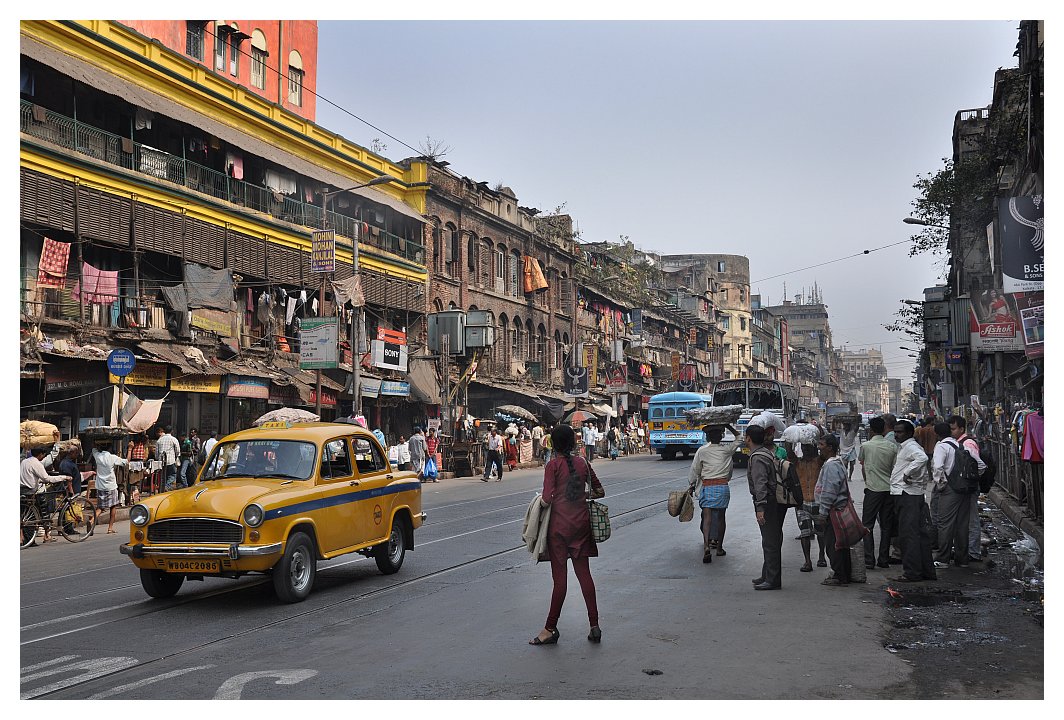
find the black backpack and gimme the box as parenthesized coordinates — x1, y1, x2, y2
(976, 438, 997, 493)
(944, 439, 981, 494)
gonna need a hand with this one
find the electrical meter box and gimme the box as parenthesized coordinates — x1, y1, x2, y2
(428, 311, 466, 355)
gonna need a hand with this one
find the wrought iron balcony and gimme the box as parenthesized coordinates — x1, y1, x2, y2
(21, 100, 424, 265)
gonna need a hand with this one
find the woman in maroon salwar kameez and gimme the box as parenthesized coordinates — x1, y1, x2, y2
(529, 424, 605, 645)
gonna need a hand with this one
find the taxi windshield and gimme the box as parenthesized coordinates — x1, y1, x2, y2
(201, 440, 317, 481)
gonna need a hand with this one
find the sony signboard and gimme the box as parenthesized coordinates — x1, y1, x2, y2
(999, 195, 1044, 292)
(968, 289, 1024, 352)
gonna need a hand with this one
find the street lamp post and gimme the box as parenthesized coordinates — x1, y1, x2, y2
(319, 173, 397, 419)
(903, 217, 950, 230)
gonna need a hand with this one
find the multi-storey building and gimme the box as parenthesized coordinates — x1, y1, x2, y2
(659, 254, 751, 379)
(840, 347, 889, 413)
(20, 20, 428, 437)
(750, 295, 782, 380)
(765, 289, 840, 404)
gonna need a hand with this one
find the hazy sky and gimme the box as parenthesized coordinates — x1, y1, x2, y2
(315, 19, 1022, 381)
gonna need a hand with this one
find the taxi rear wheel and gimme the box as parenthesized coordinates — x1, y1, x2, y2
(374, 516, 408, 575)
(140, 569, 185, 599)
(273, 531, 316, 603)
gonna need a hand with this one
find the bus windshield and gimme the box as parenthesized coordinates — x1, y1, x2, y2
(749, 383, 784, 411)
(713, 387, 746, 407)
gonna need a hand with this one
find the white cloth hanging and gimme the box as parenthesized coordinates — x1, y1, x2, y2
(286, 297, 297, 325)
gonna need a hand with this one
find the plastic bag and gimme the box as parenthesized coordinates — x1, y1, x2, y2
(423, 455, 438, 480)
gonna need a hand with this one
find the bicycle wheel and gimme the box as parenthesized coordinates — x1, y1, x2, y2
(20, 503, 41, 548)
(58, 497, 97, 542)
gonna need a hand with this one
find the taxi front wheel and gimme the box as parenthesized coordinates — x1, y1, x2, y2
(273, 532, 317, 603)
(374, 516, 408, 575)
(140, 569, 184, 599)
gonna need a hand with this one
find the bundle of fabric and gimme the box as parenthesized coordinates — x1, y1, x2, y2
(782, 423, 821, 445)
(685, 404, 743, 426)
(20, 420, 59, 448)
(253, 408, 320, 426)
(57, 437, 82, 456)
(748, 411, 786, 433)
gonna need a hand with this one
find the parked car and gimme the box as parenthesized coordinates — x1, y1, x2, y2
(120, 422, 424, 603)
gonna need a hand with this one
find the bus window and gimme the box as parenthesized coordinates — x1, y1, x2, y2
(651, 407, 663, 419)
(713, 387, 746, 407)
(664, 407, 676, 418)
(749, 386, 783, 410)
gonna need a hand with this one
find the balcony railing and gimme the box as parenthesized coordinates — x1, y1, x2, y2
(21, 101, 424, 265)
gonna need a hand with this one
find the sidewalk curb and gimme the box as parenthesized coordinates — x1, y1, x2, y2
(987, 486, 1043, 553)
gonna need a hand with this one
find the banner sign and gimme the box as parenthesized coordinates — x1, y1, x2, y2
(945, 349, 965, 365)
(190, 309, 234, 337)
(361, 378, 382, 398)
(670, 352, 681, 380)
(376, 328, 407, 345)
(46, 362, 106, 391)
(371, 339, 409, 372)
(1014, 292, 1044, 359)
(1000, 196, 1043, 292)
(380, 380, 410, 397)
(607, 367, 627, 392)
(300, 318, 339, 369)
(564, 366, 589, 397)
(227, 375, 270, 399)
(582, 344, 599, 387)
(631, 309, 643, 336)
(929, 350, 946, 369)
(969, 289, 1024, 352)
(311, 230, 336, 273)
(169, 375, 222, 393)
(109, 361, 167, 387)
(676, 363, 697, 392)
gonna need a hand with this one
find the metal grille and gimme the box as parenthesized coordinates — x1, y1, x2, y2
(148, 519, 243, 544)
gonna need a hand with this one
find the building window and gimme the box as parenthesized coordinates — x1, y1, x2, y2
(740, 317, 746, 331)
(512, 320, 522, 361)
(467, 235, 476, 271)
(288, 50, 304, 107)
(250, 29, 268, 89)
(719, 315, 730, 330)
(186, 22, 205, 60)
(229, 33, 240, 76)
(496, 248, 506, 279)
(214, 26, 227, 71)
(720, 287, 728, 302)
(509, 253, 520, 298)
(717, 260, 726, 272)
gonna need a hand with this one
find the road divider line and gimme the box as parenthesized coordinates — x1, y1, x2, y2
(87, 664, 216, 699)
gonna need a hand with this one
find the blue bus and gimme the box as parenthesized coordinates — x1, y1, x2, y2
(647, 391, 715, 460)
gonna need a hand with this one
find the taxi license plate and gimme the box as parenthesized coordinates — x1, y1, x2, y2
(165, 559, 220, 573)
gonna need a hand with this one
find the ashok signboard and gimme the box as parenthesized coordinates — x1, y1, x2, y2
(968, 289, 1024, 352)
(999, 196, 1044, 292)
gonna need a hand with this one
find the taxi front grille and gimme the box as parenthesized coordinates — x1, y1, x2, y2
(147, 519, 243, 544)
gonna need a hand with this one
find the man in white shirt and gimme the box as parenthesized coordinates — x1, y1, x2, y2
(202, 431, 219, 458)
(889, 420, 936, 582)
(581, 422, 597, 463)
(92, 443, 128, 534)
(154, 426, 181, 491)
(21, 446, 69, 544)
(482, 427, 505, 482)
(687, 424, 741, 562)
(838, 422, 861, 478)
(531, 424, 545, 459)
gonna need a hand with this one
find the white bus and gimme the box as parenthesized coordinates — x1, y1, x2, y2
(710, 378, 798, 465)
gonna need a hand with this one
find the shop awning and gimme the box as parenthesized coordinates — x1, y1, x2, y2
(408, 357, 441, 405)
(135, 340, 226, 376)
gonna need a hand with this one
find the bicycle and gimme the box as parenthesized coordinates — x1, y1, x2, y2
(20, 483, 97, 548)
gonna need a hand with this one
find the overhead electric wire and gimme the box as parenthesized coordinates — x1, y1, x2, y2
(751, 238, 912, 284)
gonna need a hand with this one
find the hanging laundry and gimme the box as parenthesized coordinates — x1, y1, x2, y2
(134, 107, 154, 130)
(1021, 410, 1043, 462)
(226, 151, 244, 179)
(256, 292, 271, 324)
(286, 297, 297, 325)
(264, 169, 297, 195)
(246, 288, 254, 313)
(36, 237, 71, 289)
(71, 262, 119, 304)
(21, 67, 34, 96)
(299, 289, 308, 304)
(311, 298, 318, 316)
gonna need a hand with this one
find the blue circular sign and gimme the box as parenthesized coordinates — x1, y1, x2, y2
(107, 348, 137, 377)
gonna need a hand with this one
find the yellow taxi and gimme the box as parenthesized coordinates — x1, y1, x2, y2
(119, 422, 424, 603)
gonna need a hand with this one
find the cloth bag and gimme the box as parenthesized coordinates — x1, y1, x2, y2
(589, 499, 611, 542)
(678, 491, 695, 522)
(829, 497, 869, 549)
(667, 490, 687, 517)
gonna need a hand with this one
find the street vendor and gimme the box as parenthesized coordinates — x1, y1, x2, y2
(687, 422, 742, 564)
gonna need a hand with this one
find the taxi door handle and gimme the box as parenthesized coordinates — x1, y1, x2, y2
(386, 474, 393, 480)
(349, 480, 361, 486)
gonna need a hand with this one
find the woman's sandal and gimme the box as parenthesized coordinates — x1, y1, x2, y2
(800, 563, 814, 572)
(588, 626, 601, 643)
(529, 628, 559, 645)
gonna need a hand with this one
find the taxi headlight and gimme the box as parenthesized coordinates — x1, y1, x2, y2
(129, 504, 150, 527)
(243, 503, 265, 527)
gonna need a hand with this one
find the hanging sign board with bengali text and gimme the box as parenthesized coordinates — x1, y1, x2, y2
(109, 361, 167, 387)
(170, 375, 222, 393)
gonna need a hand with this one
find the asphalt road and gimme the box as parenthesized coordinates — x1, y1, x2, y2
(21, 452, 917, 699)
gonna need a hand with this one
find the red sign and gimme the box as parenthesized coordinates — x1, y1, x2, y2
(376, 328, 407, 346)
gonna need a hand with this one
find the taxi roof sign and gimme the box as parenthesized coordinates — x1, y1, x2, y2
(259, 421, 292, 429)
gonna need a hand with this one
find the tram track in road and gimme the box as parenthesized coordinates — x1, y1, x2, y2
(24, 480, 683, 699)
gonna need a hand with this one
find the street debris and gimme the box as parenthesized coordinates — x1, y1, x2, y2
(642, 669, 663, 676)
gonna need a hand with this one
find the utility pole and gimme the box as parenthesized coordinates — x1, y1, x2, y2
(440, 334, 451, 435)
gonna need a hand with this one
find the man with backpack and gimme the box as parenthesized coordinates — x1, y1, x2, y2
(932, 419, 978, 570)
(950, 415, 989, 563)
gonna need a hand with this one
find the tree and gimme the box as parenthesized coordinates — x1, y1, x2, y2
(370, 138, 388, 154)
(418, 135, 452, 161)
(882, 303, 924, 344)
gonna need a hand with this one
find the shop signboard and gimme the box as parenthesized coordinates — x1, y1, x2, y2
(563, 366, 589, 397)
(1014, 292, 1044, 359)
(190, 308, 234, 337)
(311, 230, 336, 273)
(945, 349, 965, 365)
(999, 195, 1044, 292)
(670, 352, 681, 380)
(300, 318, 339, 369)
(371, 339, 409, 372)
(676, 363, 697, 392)
(109, 361, 167, 387)
(310, 389, 338, 407)
(360, 378, 382, 398)
(929, 350, 946, 370)
(380, 380, 410, 397)
(46, 362, 106, 391)
(227, 375, 270, 399)
(968, 289, 1024, 352)
(169, 375, 223, 393)
(582, 344, 599, 387)
(607, 367, 627, 393)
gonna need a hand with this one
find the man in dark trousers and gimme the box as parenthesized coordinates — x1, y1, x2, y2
(859, 416, 898, 570)
(747, 425, 785, 591)
(888, 419, 937, 582)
